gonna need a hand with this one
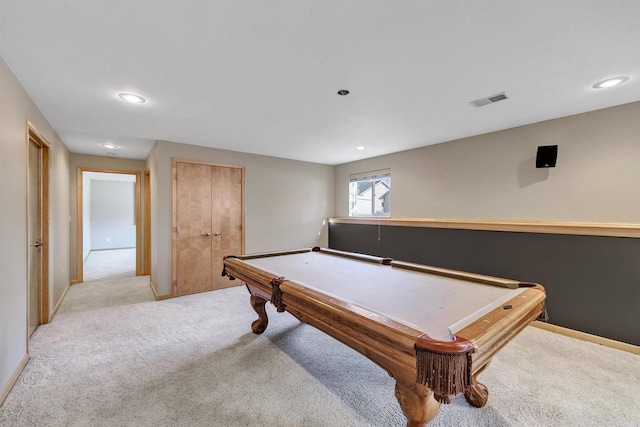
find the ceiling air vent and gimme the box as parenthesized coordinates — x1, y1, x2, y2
(469, 92, 510, 108)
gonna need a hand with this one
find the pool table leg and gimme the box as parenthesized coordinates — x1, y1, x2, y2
(394, 381, 441, 427)
(464, 362, 490, 408)
(250, 295, 269, 334)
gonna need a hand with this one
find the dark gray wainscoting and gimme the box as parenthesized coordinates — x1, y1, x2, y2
(329, 222, 640, 346)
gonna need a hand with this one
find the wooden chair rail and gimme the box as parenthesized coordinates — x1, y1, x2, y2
(329, 217, 640, 238)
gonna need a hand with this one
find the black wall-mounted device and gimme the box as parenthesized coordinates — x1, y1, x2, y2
(536, 145, 558, 168)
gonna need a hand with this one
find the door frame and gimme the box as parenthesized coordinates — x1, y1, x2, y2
(76, 167, 142, 283)
(144, 169, 151, 275)
(171, 157, 246, 297)
(26, 122, 50, 329)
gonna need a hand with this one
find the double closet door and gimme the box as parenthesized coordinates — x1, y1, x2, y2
(173, 159, 244, 296)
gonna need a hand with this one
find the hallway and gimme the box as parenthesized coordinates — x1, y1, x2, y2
(83, 248, 136, 282)
(58, 275, 154, 315)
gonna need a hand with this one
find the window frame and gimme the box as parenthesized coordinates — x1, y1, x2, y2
(348, 169, 391, 217)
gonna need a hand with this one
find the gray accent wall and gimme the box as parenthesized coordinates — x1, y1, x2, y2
(329, 223, 640, 346)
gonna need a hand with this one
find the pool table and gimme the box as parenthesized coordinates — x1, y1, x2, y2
(222, 247, 546, 426)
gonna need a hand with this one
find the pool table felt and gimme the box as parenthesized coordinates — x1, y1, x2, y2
(243, 251, 525, 342)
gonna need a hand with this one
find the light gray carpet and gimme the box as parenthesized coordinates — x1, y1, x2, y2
(83, 248, 136, 282)
(2, 280, 639, 426)
(58, 275, 155, 315)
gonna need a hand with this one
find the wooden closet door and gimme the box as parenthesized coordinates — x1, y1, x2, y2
(176, 162, 213, 295)
(211, 165, 243, 290)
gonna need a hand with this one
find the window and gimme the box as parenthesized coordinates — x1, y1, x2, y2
(349, 169, 391, 217)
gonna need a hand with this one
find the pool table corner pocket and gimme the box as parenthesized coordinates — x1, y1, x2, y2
(415, 334, 476, 404)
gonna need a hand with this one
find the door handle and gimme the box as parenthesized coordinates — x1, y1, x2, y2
(202, 233, 211, 237)
(30, 241, 44, 248)
(213, 232, 222, 237)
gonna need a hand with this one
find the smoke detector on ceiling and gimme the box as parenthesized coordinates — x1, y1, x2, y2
(469, 92, 510, 108)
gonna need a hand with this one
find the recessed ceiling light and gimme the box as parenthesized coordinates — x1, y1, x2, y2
(337, 89, 350, 96)
(101, 143, 119, 149)
(355, 146, 367, 151)
(592, 76, 629, 89)
(118, 92, 146, 103)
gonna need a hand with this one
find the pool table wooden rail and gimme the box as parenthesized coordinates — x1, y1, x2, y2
(222, 248, 546, 426)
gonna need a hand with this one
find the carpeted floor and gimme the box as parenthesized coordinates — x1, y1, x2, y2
(83, 248, 136, 282)
(57, 275, 155, 315)
(1, 279, 639, 426)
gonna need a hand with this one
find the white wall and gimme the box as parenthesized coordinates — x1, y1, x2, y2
(0, 56, 70, 400)
(335, 101, 640, 223)
(90, 180, 136, 250)
(148, 140, 334, 296)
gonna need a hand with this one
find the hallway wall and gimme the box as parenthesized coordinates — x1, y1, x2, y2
(0, 56, 71, 402)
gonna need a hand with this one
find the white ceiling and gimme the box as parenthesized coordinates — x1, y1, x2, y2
(1, 1, 639, 165)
